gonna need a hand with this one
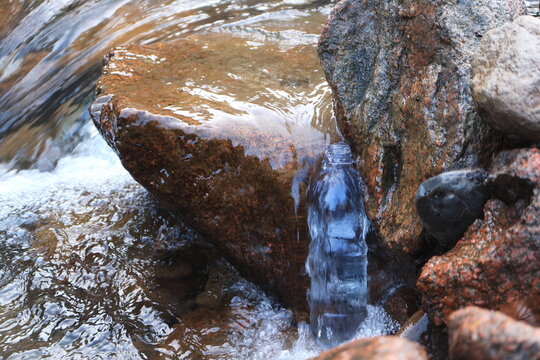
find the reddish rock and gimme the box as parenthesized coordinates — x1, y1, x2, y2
(90, 33, 337, 313)
(417, 148, 540, 325)
(448, 306, 540, 360)
(318, 0, 525, 255)
(382, 286, 419, 326)
(310, 336, 428, 360)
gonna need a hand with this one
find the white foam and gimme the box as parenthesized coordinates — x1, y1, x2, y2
(0, 124, 132, 207)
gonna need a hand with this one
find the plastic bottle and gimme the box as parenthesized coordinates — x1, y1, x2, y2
(306, 142, 369, 348)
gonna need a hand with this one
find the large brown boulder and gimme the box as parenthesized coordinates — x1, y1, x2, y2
(318, 0, 526, 255)
(90, 33, 336, 313)
(310, 336, 428, 360)
(417, 148, 540, 325)
(448, 306, 540, 360)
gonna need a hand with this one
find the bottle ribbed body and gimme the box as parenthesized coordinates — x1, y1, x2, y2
(306, 142, 368, 348)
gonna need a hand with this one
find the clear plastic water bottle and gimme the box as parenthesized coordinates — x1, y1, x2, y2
(306, 142, 369, 348)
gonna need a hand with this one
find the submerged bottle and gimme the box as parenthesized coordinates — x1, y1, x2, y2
(306, 142, 369, 348)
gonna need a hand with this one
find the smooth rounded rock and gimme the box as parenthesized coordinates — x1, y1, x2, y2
(310, 336, 428, 360)
(448, 306, 540, 360)
(90, 30, 411, 316)
(416, 169, 488, 249)
(472, 15, 540, 143)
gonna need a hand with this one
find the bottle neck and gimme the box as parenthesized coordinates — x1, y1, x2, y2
(323, 142, 354, 167)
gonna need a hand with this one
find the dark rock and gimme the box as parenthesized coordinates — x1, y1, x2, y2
(472, 16, 540, 143)
(309, 336, 428, 360)
(417, 148, 540, 325)
(318, 0, 526, 255)
(416, 169, 488, 249)
(448, 306, 540, 360)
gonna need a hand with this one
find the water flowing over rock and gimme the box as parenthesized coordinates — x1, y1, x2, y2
(417, 148, 540, 325)
(448, 307, 540, 360)
(472, 15, 540, 143)
(318, 0, 526, 255)
(309, 336, 428, 360)
(90, 32, 337, 313)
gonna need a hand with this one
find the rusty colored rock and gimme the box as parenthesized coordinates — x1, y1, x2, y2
(0, 0, 25, 38)
(310, 336, 428, 360)
(448, 306, 540, 360)
(417, 148, 540, 325)
(318, 0, 525, 255)
(382, 286, 419, 326)
(90, 33, 339, 313)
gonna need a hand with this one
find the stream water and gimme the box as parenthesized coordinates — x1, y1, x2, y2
(0, 1, 402, 359)
(1, 0, 538, 359)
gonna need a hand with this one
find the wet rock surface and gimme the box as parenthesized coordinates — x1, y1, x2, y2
(417, 148, 540, 325)
(472, 15, 540, 143)
(309, 336, 428, 360)
(416, 169, 488, 250)
(318, 0, 525, 255)
(448, 306, 540, 360)
(90, 32, 338, 313)
(382, 287, 419, 327)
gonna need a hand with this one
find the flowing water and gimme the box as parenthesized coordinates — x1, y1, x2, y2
(3, 0, 535, 358)
(526, 0, 540, 16)
(0, 1, 400, 359)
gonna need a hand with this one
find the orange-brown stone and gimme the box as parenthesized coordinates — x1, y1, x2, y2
(90, 33, 337, 313)
(417, 148, 540, 326)
(310, 336, 428, 360)
(448, 307, 540, 360)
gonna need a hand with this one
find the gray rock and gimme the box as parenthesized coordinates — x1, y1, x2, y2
(318, 0, 526, 255)
(416, 169, 488, 248)
(472, 15, 540, 143)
